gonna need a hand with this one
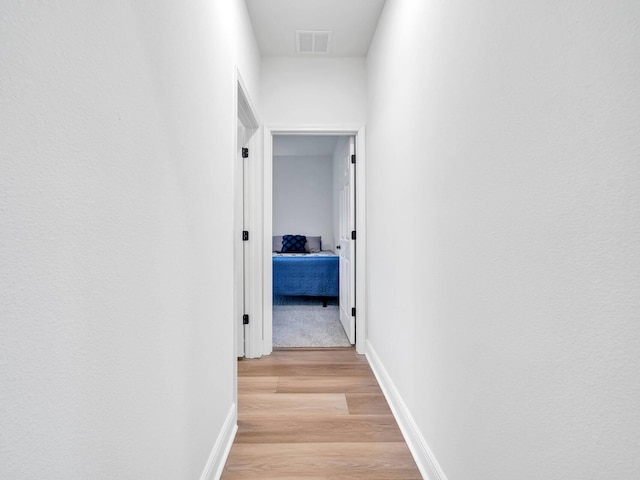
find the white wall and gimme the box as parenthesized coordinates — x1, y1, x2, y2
(261, 57, 366, 125)
(366, 1, 640, 479)
(0, 1, 260, 479)
(273, 155, 334, 249)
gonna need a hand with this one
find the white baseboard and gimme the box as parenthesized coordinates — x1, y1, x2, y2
(366, 341, 448, 480)
(199, 403, 238, 480)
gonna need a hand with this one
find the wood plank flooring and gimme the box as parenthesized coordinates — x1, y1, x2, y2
(221, 348, 421, 480)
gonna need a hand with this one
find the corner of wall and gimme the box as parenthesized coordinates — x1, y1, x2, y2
(199, 404, 238, 480)
(366, 341, 448, 480)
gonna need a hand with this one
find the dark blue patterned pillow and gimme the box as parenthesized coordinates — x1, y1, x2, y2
(281, 234, 307, 253)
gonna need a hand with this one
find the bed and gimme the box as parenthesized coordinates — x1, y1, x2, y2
(272, 251, 339, 300)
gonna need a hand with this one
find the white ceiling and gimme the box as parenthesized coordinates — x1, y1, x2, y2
(245, 0, 387, 57)
(273, 135, 340, 156)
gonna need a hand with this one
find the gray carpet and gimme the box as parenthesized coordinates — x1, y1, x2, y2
(273, 304, 351, 348)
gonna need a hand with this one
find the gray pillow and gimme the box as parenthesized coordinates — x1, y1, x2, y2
(305, 236, 322, 253)
(272, 235, 283, 252)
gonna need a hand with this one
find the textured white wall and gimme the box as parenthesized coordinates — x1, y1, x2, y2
(0, 1, 259, 478)
(273, 156, 334, 250)
(260, 57, 366, 126)
(366, 1, 640, 479)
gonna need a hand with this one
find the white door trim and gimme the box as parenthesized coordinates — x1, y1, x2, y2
(234, 69, 262, 363)
(263, 125, 367, 355)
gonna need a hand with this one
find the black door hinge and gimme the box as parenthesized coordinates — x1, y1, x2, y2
(242, 231, 249, 241)
(242, 147, 249, 158)
(351, 154, 356, 164)
(351, 230, 356, 240)
(351, 307, 356, 317)
(243, 314, 249, 325)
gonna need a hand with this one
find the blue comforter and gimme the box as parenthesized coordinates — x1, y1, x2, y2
(273, 254, 339, 297)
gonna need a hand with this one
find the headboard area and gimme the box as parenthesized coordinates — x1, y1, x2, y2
(273, 235, 323, 253)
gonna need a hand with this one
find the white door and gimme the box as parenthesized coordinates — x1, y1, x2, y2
(235, 119, 245, 357)
(338, 137, 356, 344)
(235, 80, 259, 358)
(235, 120, 250, 357)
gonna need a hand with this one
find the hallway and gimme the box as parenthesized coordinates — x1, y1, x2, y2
(3, 1, 640, 478)
(221, 349, 421, 479)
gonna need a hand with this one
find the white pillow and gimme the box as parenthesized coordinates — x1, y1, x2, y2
(305, 236, 322, 253)
(272, 235, 283, 252)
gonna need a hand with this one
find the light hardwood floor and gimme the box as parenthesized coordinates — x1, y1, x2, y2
(221, 348, 422, 480)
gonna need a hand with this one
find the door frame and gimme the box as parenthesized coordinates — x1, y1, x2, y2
(234, 69, 261, 365)
(263, 125, 367, 355)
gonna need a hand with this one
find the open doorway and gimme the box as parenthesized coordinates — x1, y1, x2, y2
(261, 127, 366, 356)
(270, 135, 355, 347)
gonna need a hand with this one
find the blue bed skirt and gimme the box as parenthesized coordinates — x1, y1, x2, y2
(272, 254, 339, 297)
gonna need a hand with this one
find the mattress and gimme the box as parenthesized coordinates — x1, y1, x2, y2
(272, 251, 339, 297)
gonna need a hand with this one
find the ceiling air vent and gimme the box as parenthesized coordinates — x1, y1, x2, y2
(296, 30, 333, 54)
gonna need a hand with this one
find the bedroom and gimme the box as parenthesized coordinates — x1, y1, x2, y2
(271, 134, 355, 347)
